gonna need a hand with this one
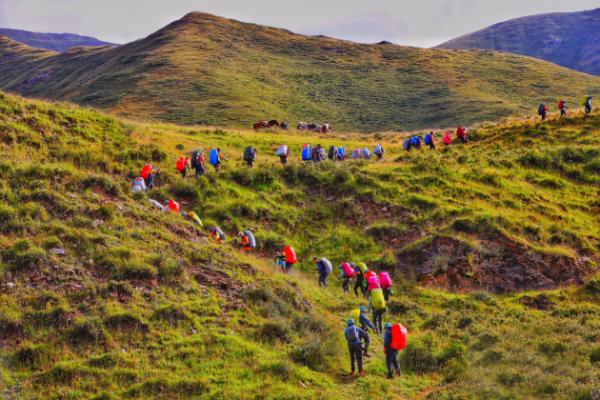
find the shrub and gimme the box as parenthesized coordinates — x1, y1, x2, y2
(151, 305, 193, 327)
(65, 319, 108, 347)
(126, 378, 209, 397)
(365, 223, 405, 241)
(401, 340, 439, 373)
(518, 151, 551, 169)
(590, 347, 600, 364)
(257, 321, 291, 343)
(290, 334, 336, 371)
(260, 361, 294, 379)
(11, 344, 50, 369)
(26, 306, 71, 329)
(82, 175, 122, 197)
(104, 313, 149, 333)
(3, 239, 46, 272)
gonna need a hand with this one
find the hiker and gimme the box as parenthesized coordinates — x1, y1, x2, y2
(191, 150, 207, 178)
(176, 156, 190, 178)
(328, 145, 339, 161)
(209, 148, 226, 174)
(312, 144, 325, 163)
(339, 262, 355, 293)
(140, 163, 159, 189)
(379, 272, 393, 301)
(371, 287, 386, 333)
(302, 144, 312, 162)
(373, 144, 384, 160)
(359, 305, 375, 357)
(337, 147, 346, 161)
(403, 139, 411, 152)
(210, 227, 226, 244)
(410, 135, 422, 149)
(424, 131, 435, 149)
(558, 100, 567, 118)
(456, 126, 467, 144)
(443, 131, 452, 146)
(186, 211, 203, 227)
(238, 230, 256, 252)
(276, 145, 290, 166)
(279, 245, 298, 273)
(584, 96, 593, 114)
(344, 319, 366, 376)
(166, 199, 180, 214)
(243, 146, 257, 168)
(383, 323, 402, 379)
(354, 263, 368, 297)
(361, 148, 371, 159)
(313, 257, 332, 287)
(538, 103, 548, 121)
(131, 177, 147, 193)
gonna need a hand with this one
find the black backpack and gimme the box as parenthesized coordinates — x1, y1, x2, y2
(191, 150, 201, 167)
(243, 146, 256, 162)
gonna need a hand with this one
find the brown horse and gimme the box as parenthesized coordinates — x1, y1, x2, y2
(253, 120, 281, 130)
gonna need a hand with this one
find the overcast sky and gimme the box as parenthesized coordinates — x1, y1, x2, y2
(0, 0, 598, 47)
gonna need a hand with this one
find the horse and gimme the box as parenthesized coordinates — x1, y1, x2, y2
(253, 120, 280, 130)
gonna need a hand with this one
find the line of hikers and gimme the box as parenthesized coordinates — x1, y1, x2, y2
(403, 126, 468, 151)
(538, 96, 593, 121)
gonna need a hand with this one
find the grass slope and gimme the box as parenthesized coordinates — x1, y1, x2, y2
(1, 12, 600, 132)
(437, 7, 600, 76)
(0, 91, 599, 399)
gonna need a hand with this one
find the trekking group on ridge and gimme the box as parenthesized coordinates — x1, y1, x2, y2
(539, 96, 593, 121)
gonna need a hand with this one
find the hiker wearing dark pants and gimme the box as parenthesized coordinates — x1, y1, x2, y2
(373, 308, 384, 333)
(353, 267, 365, 297)
(359, 306, 375, 357)
(313, 257, 332, 287)
(384, 323, 401, 379)
(344, 319, 365, 376)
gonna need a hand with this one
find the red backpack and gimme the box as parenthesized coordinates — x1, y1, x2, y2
(176, 157, 186, 172)
(558, 100, 564, 109)
(390, 324, 408, 350)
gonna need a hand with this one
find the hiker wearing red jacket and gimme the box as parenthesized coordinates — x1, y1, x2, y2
(558, 100, 567, 119)
(383, 323, 401, 379)
(443, 131, 452, 145)
(176, 157, 190, 178)
(456, 126, 467, 144)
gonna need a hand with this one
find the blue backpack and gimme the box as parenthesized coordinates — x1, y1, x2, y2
(403, 139, 411, 151)
(302, 146, 312, 161)
(425, 134, 433, 145)
(410, 136, 421, 147)
(209, 149, 219, 165)
(338, 147, 346, 158)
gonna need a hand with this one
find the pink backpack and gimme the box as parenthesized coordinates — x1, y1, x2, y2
(367, 275, 380, 291)
(341, 263, 355, 278)
(379, 272, 393, 288)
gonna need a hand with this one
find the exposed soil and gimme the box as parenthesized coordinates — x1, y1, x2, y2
(397, 236, 595, 293)
(191, 262, 256, 311)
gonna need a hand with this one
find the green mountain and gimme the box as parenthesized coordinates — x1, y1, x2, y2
(437, 8, 600, 76)
(0, 28, 115, 52)
(0, 12, 599, 131)
(0, 89, 599, 399)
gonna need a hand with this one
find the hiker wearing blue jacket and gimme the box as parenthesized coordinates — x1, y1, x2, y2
(424, 132, 435, 150)
(383, 323, 401, 379)
(313, 257, 332, 287)
(344, 319, 366, 376)
(359, 306, 374, 357)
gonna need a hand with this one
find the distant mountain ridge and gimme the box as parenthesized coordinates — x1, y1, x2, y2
(0, 28, 116, 52)
(0, 12, 598, 131)
(437, 8, 600, 76)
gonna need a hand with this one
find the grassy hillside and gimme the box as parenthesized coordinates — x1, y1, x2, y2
(1, 91, 600, 399)
(0, 28, 115, 52)
(437, 7, 600, 76)
(1, 12, 600, 132)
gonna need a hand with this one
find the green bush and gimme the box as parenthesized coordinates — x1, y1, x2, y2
(3, 239, 46, 272)
(65, 319, 108, 347)
(590, 347, 600, 364)
(290, 333, 336, 372)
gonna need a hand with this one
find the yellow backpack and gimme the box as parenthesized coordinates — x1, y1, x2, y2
(371, 288, 386, 310)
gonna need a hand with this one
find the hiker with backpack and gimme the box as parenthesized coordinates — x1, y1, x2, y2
(238, 229, 256, 252)
(424, 132, 435, 150)
(278, 245, 297, 273)
(379, 272, 393, 301)
(328, 145, 339, 161)
(354, 263, 368, 298)
(313, 257, 333, 287)
(538, 103, 548, 121)
(456, 126, 467, 144)
(370, 287, 386, 333)
(584, 96, 593, 114)
(339, 262, 355, 293)
(443, 131, 452, 146)
(191, 150, 207, 178)
(558, 100, 567, 118)
(344, 319, 366, 376)
(276, 145, 290, 166)
(176, 156, 190, 178)
(383, 323, 404, 379)
(243, 146, 257, 168)
(131, 176, 147, 193)
(312, 144, 326, 163)
(410, 135, 422, 149)
(140, 163, 159, 189)
(373, 144, 384, 160)
(210, 227, 226, 244)
(209, 148, 226, 174)
(358, 306, 375, 358)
